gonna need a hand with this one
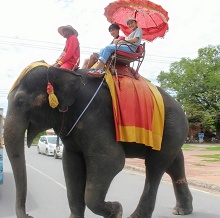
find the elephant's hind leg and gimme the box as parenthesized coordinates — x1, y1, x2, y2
(166, 149, 193, 215)
(129, 151, 168, 218)
(84, 151, 125, 217)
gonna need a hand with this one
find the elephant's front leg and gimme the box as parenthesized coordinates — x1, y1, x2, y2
(62, 148, 86, 218)
(84, 147, 125, 218)
(4, 130, 32, 218)
(166, 150, 193, 215)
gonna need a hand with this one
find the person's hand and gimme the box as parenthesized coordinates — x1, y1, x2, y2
(118, 40, 127, 45)
(113, 39, 119, 44)
(118, 36, 125, 40)
(116, 36, 126, 45)
(53, 60, 62, 67)
(53, 63, 60, 67)
(90, 53, 99, 62)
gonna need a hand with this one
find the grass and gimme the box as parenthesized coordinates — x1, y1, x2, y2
(194, 163, 206, 166)
(32, 138, 39, 145)
(194, 154, 220, 162)
(182, 144, 198, 150)
(205, 146, 220, 151)
(202, 159, 219, 162)
(182, 144, 220, 151)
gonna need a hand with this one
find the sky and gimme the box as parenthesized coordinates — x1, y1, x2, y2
(0, 0, 220, 115)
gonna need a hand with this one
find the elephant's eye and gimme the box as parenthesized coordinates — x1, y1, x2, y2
(14, 91, 27, 108)
(17, 98, 25, 107)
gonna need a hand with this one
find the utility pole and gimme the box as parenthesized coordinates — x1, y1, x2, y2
(0, 108, 3, 184)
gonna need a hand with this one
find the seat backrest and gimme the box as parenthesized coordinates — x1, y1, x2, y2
(136, 43, 145, 54)
(110, 42, 145, 67)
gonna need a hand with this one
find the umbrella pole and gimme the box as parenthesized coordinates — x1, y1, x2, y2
(107, 54, 120, 89)
(113, 50, 120, 89)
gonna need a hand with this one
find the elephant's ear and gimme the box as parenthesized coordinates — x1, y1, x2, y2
(47, 67, 84, 111)
(48, 66, 83, 81)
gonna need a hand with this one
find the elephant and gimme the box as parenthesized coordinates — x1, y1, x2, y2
(4, 63, 193, 218)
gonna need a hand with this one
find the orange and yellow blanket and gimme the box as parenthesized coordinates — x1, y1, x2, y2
(105, 71, 164, 150)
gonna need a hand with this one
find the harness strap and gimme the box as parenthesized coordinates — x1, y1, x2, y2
(66, 78, 104, 137)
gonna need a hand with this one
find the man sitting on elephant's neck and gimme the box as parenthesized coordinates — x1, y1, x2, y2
(53, 25, 80, 71)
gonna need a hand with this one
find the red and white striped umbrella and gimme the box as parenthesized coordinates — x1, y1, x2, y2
(104, 0, 169, 42)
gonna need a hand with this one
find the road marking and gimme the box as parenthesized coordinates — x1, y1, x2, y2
(5, 153, 220, 197)
(123, 169, 220, 197)
(27, 164, 66, 190)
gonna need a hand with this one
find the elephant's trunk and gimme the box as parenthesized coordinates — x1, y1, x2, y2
(4, 113, 29, 218)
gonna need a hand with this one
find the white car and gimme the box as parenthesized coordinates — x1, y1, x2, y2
(37, 135, 59, 156)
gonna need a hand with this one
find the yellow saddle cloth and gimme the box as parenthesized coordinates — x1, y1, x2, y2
(105, 71, 164, 150)
(9, 61, 49, 95)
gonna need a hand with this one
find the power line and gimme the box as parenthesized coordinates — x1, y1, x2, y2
(145, 53, 181, 60)
(0, 35, 181, 62)
(0, 36, 63, 46)
(0, 35, 103, 52)
(0, 41, 61, 51)
(0, 40, 174, 65)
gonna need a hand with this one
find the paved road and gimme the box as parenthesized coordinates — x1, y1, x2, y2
(0, 146, 220, 218)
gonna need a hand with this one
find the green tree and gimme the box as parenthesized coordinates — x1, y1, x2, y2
(157, 45, 220, 138)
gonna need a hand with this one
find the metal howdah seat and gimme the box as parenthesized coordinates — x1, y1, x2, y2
(109, 40, 146, 74)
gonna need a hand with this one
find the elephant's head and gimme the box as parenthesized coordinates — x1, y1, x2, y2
(5, 65, 84, 147)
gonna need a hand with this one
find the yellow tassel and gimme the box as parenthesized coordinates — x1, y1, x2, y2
(48, 91, 59, 108)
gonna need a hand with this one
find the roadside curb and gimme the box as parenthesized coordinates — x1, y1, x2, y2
(124, 164, 220, 194)
(124, 165, 145, 174)
(186, 179, 220, 193)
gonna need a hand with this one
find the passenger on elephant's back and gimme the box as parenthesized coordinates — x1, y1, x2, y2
(87, 17, 142, 77)
(53, 25, 80, 70)
(81, 23, 124, 70)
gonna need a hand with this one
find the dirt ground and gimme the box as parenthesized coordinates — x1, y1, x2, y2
(125, 143, 220, 195)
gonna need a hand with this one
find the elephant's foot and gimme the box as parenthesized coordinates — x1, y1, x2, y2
(128, 212, 152, 218)
(69, 215, 84, 218)
(17, 213, 33, 218)
(128, 208, 153, 218)
(16, 208, 33, 218)
(105, 201, 123, 218)
(173, 204, 193, 215)
(173, 186, 193, 215)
